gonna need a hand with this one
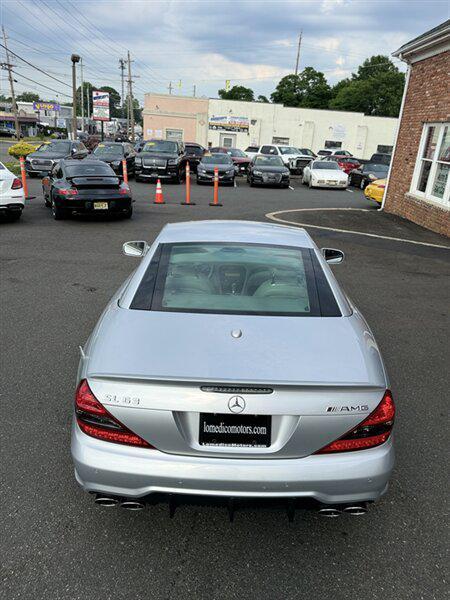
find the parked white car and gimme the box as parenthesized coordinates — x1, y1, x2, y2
(244, 145, 260, 160)
(302, 159, 348, 189)
(257, 144, 309, 170)
(0, 162, 25, 221)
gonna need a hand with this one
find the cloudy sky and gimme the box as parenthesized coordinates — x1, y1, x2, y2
(0, 0, 447, 104)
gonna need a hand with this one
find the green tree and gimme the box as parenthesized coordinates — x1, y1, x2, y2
(124, 94, 142, 125)
(76, 81, 93, 117)
(16, 91, 40, 102)
(218, 85, 254, 101)
(354, 55, 400, 80)
(329, 56, 405, 117)
(257, 95, 270, 103)
(271, 67, 331, 108)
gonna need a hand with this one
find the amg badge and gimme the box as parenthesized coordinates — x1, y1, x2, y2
(327, 405, 369, 413)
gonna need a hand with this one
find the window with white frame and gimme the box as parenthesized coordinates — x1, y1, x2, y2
(411, 123, 450, 208)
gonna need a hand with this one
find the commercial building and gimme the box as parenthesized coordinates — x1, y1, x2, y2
(384, 20, 449, 236)
(143, 93, 398, 160)
(0, 103, 38, 136)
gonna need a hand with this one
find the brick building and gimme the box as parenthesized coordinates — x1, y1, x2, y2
(383, 20, 450, 236)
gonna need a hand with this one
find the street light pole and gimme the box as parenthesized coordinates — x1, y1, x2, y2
(71, 54, 80, 140)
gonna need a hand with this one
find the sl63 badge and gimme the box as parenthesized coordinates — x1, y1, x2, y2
(104, 394, 141, 406)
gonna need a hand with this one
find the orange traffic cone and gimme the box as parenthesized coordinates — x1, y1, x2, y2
(154, 179, 165, 204)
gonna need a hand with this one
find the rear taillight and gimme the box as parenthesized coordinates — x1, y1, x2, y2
(377, 184, 386, 189)
(75, 380, 153, 448)
(119, 183, 130, 195)
(59, 188, 78, 195)
(12, 178, 23, 189)
(316, 390, 395, 454)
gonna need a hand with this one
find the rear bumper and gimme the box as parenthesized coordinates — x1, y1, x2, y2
(71, 421, 394, 504)
(53, 196, 132, 213)
(0, 199, 24, 213)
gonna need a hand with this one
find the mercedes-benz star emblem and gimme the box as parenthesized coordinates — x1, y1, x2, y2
(228, 396, 246, 413)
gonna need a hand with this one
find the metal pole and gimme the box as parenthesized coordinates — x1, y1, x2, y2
(80, 58, 85, 132)
(127, 51, 135, 142)
(2, 26, 20, 140)
(86, 83, 90, 132)
(71, 54, 80, 140)
(294, 31, 302, 76)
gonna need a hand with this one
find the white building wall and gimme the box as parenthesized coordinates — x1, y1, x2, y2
(207, 99, 398, 159)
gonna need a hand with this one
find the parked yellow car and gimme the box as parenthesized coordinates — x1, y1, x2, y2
(364, 178, 386, 204)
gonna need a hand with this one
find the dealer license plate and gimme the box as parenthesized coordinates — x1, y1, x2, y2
(93, 202, 108, 210)
(199, 413, 271, 448)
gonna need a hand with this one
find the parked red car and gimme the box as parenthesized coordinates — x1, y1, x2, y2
(209, 147, 251, 174)
(322, 155, 361, 175)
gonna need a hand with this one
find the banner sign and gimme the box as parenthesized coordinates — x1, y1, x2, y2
(33, 102, 60, 111)
(209, 115, 249, 132)
(92, 90, 110, 121)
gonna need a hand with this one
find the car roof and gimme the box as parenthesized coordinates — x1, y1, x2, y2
(155, 220, 315, 248)
(61, 158, 106, 166)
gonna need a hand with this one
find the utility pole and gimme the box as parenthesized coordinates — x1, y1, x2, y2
(168, 81, 173, 95)
(86, 83, 90, 132)
(80, 57, 85, 132)
(71, 54, 80, 140)
(119, 58, 126, 119)
(127, 50, 135, 142)
(192, 84, 196, 97)
(294, 31, 302, 76)
(2, 26, 20, 140)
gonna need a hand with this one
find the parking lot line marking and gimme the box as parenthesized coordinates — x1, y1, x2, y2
(265, 208, 450, 250)
(289, 186, 295, 190)
(346, 188, 354, 193)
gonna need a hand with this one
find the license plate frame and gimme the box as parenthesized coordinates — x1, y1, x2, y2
(93, 201, 108, 210)
(199, 413, 271, 448)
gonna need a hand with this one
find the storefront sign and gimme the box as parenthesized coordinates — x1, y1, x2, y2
(209, 116, 249, 132)
(331, 124, 346, 140)
(33, 102, 61, 111)
(92, 90, 110, 121)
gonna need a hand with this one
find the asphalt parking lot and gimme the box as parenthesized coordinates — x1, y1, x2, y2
(1, 176, 448, 600)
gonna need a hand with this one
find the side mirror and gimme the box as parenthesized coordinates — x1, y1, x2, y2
(122, 241, 149, 257)
(321, 248, 344, 264)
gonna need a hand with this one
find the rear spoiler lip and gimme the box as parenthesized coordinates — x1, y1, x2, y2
(85, 372, 386, 390)
(66, 174, 124, 181)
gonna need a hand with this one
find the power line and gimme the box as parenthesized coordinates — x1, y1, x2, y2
(11, 69, 72, 98)
(0, 42, 72, 87)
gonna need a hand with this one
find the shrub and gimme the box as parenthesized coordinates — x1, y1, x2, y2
(5, 161, 21, 175)
(8, 141, 37, 159)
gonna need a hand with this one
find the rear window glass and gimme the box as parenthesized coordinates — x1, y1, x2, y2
(131, 243, 341, 317)
(65, 162, 116, 177)
(185, 145, 204, 156)
(313, 161, 339, 170)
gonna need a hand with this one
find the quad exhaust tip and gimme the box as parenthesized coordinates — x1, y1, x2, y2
(120, 500, 145, 511)
(342, 504, 367, 516)
(94, 494, 119, 507)
(318, 503, 367, 517)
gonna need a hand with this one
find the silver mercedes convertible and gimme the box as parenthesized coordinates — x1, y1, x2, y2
(71, 220, 395, 517)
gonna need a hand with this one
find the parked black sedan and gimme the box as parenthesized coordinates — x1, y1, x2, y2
(348, 162, 389, 189)
(42, 159, 132, 220)
(25, 140, 88, 177)
(247, 155, 290, 188)
(184, 142, 205, 173)
(196, 153, 236, 185)
(92, 141, 136, 176)
(134, 139, 187, 183)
